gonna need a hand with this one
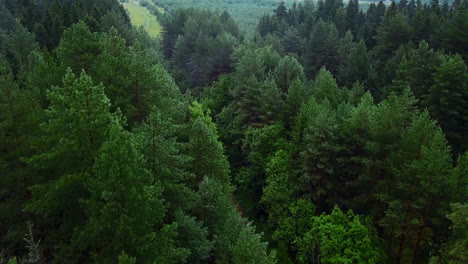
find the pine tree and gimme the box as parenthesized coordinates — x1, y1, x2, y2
(304, 20, 340, 78)
(56, 21, 102, 73)
(281, 27, 303, 55)
(187, 117, 230, 187)
(135, 107, 196, 213)
(273, 55, 305, 94)
(293, 99, 338, 214)
(25, 69, 115, 262)
(373, 13, 413, 62)
(334, 8, 347, 36)
(427, 54, 468, 154)
(391, 41, 441, 102)
(90, 28, 133, 120)
(337, 39, 371, 87)
(78, 123, 165, 263)
(312, 68, 343, 107)
(4, 23, 39, 72)
(194, 176, 234, 238)
(232, 223, 277, 264)
(434, 203, 468, 263)
(440, 2, 468, 60)
(174, 210, 213, 264)
(274, 2, 288, 21)
(0, 56, 43, 254)
(345, 0, 360, 36)
(452, 153, 468, 203)
(380, 112, 453, 263)
(285, 79, 312, 130)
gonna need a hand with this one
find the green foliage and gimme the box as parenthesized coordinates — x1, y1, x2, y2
(164, 8, 239, 88)
(296, 206, 383, 264)
(304, 20, 340, 78)
(56, 21, 102, 73)
(78, 123, 165, 263)
(312, 68, 343, 107)
(1, 0, 468, 263)
(452, 153, 468, 202)
(5, 257, 17, 264)
(295, 99, 338, 213)
(391, 41, 441, 100)
(374, 13, 413, 62)
(337, 40, 370, 87)
(3, 23, 39, 72)
(24, 69, 116, 263)
(262, 150, 297, 227)
(118, 252, 137, 264)
(174, 210, 213, 263)
(274, 55, 305, 93)
(232, 223, 277, 264)
(0, 56, 43, 252)
(194, 176, 233, 238)
(440, 3, 468, 60)
(188, 117, 230, 186)
(284, 78, 311, 129)
(379, 112, 453, 263)
(427, 54, 468, 154)
(443, 203, 468, 263)
(135, 107, 195, 213)
(156, 0, 282, 36)
(233, 45, 281, 83)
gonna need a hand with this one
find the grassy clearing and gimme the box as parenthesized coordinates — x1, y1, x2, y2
(123, 1, 162, 37)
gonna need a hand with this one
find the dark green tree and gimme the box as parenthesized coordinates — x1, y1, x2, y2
(427, 54, 468, 154)
(77, 123, 165, 264)
(25, 69, 115, 263)
(337, 39, 371, 87)
(304, 20, 340, 78)
(373, 13, 413, 62)
(174, 210, 213, 264)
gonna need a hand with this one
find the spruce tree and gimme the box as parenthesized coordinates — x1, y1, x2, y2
(373, 13, 413, 62)
(304, 20, 340, 78)
(78, 123, 165, 264)
(428, 54, 468, 154)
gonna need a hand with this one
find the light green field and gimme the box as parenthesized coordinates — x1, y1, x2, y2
(123, 1, 162, 37)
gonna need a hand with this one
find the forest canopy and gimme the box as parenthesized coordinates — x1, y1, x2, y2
(0, 0, 467, 263)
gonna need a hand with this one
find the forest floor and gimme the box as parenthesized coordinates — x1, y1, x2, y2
(122, 0, 163, 37)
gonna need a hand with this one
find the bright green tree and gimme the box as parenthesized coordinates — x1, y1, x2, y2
(296, 206, 383, 264)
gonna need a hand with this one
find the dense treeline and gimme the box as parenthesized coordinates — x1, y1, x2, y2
(153, 0, 285, 36)
(160, 8, 241, 90)
(0, 0, 275, 263)
(189, 0, 466, 263)
(0, 0, 467, 263)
